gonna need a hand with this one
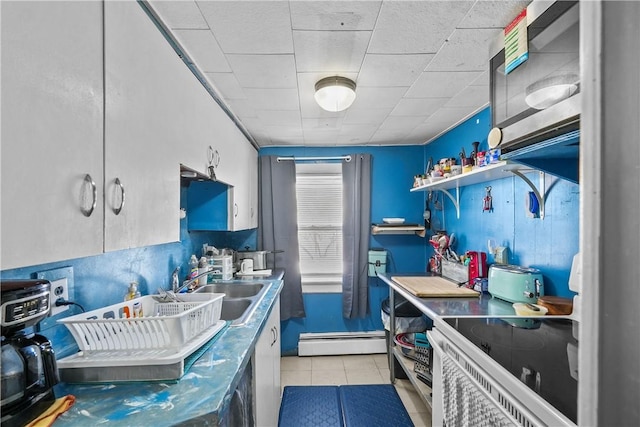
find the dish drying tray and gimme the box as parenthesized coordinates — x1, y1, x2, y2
(57, 294, 226, 382)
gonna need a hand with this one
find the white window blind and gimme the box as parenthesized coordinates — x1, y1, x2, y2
(295, 163, 343, 291)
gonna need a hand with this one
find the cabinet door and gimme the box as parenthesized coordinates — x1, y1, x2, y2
(254, 298, 281, 427)
(103, 1, 180, 251)
(0, 1, 104, 269)
(230, 134, 258, 231)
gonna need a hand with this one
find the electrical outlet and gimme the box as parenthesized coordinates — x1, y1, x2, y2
(49, 278, 70, 316)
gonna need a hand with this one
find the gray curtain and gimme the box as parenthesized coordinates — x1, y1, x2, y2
(342, 154, 372, 319)
(258, 156, 305, 321)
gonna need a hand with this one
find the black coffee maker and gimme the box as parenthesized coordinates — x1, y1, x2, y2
(1, 279, 59, 427)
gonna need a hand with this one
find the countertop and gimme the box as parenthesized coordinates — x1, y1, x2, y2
(378, 272, 518, 318)
(53, 270, 284, 426)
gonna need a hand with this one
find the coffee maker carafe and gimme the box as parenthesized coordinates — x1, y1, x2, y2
(1, 279, 59, 427)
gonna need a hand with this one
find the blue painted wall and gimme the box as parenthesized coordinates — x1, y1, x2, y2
(423, 108, 579, 297)
(260, 145, 427, 354)
(0, 184, 256, 358)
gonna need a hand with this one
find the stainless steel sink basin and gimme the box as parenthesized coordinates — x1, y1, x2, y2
(220, 299, 252, 321)
(193, 281, 269, 326)
(196, 283, 263, 298)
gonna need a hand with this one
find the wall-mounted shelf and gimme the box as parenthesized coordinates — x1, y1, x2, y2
(371, 224, 426, 237)
(410, 160, 547, 219)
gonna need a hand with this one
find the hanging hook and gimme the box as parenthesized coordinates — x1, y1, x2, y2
(483, 186, 493, 212)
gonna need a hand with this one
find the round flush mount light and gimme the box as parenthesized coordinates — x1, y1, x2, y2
(314, 76, 357, 112)
(525, 74, 579, 110)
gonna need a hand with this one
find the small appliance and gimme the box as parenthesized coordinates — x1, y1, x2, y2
(1, 279, 59, 427)
(488, 264, 544, 304)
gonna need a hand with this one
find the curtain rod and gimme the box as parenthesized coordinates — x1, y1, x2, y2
(277, 155, 351, 162)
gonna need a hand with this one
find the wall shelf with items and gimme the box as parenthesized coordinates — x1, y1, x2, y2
(371, 224, 426, 237)
(410, 160, 548, 219)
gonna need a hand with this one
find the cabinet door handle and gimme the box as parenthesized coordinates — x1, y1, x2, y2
(234, 203, 239, 218)
(271, 326, 278, 346)
(251, 207, 254, 218)
(80, 174, 97, 217)
(207, 146, 220, 167)
(113, 177, 125, 215)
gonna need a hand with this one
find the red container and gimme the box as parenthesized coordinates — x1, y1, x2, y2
(466, 251, 487, 281)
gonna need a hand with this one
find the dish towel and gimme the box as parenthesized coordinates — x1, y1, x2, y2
(26, 395, 76, 427)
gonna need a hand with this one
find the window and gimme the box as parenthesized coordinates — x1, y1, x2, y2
(295, 163, 343, 293)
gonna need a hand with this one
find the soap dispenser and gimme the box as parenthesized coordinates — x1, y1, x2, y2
(125, 282, 141, 301)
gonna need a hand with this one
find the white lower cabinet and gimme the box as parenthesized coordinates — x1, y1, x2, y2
(253, 298, 281, 427)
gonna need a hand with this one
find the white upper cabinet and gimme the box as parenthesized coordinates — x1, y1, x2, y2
(103, 1, 181, 251)
(1, 1, 104, 269)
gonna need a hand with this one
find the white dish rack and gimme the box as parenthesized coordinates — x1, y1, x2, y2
(56, 293, 226, 382)
(58, 293, 224, 353)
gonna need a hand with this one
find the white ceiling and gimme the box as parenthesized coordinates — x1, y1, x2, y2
(147, 0, 531, 147)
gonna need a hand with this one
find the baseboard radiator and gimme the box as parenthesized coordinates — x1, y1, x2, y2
(298, 331, 387, 356)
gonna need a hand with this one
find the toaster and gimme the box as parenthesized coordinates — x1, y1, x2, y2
(488, 264, 544, 303)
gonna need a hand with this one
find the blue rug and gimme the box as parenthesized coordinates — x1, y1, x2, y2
(340, 385, 414, 427)
(278, 386, 343, 427)
(278, 384, 413, 427)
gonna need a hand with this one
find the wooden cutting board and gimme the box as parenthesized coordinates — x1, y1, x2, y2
(391, 276, 480, 298)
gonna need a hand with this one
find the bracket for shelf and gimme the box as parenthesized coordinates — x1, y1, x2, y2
(510, 170, 546, 219)
(439, 184, 460, 219)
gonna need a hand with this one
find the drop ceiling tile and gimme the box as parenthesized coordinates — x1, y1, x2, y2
(204, 73, 245, 100)
(173, 29, 230, 73)
(350, 87, 409, 109)
(445, 85, 489, 108)
(293, 30, 371, 73)
(303, 129, 340, 144)
(368, 1, 474, 54)
(339, 124, 378, 137)
(197, 1, 293, 54)
(337, 134, 372, 145)
(290, 1, 381, 31)
(378, 115, 426, 131)
(302, 117, 344, 131)
(369, 129, 412, 144)
(343, 107, 392, 125)
(426, 28, 502, 71)
(357, 54, 434, 87)
(264, 125, 304, 139)
(256, 110, 301, 127)
(227, 54, 297, 88)
(225, 99, 258, 119)
(458, 1, 531, 29)
(148, 1, 209, 29)
(390, 98, 448, 117)
(470, 70, 490, 87)
(243, 88, 299, 111)
(406, 71, 482, 98)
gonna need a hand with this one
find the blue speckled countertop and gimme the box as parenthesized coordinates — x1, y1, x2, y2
(53, 272, 284, 426)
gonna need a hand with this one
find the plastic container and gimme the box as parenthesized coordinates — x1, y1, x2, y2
(58, 293, 224, 353)
(124, 282, 141, 301)
(188, 255, 199, 286)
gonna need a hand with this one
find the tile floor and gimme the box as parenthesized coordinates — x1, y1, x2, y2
(280, 354, 432, 427)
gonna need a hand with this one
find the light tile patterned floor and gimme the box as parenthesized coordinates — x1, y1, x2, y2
(280, 354, 432, 427)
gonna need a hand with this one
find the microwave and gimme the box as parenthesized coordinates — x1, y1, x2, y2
(489, 1, 579, 154)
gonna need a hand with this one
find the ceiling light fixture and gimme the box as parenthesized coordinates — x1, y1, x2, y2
(525, 74, 579, 110)
(314, 76, 357, 112)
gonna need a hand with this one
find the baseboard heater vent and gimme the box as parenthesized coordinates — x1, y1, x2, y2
(298, 331, 386, 356)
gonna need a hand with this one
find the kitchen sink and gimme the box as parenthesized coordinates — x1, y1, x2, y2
(196, 283, 263, 298)
(193, 281, 269, 326)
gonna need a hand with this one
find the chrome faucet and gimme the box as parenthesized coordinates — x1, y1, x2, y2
(174, 270, 211, 294)
(171, 267, 180, 293)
